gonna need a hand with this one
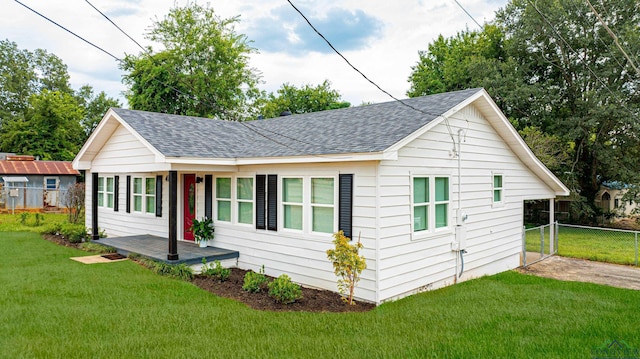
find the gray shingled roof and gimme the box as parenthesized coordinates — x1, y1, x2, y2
(112, 88, 482, 159)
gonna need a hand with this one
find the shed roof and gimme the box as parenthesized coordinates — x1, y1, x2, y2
(0, 160, 79, 176)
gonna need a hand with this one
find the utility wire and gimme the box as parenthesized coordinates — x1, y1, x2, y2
(14, 0, 118, 61)
(584, 0, 639, 76)
(286, 0, 458, 145)
(453, 0, 483, 29)
(84, 0, 146, 52)
(526, 0, 637, 119)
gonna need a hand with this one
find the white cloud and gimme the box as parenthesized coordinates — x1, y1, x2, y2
(0, 0, 509, 108)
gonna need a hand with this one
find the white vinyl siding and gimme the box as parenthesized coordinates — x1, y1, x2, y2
(378, 104, 554, 301)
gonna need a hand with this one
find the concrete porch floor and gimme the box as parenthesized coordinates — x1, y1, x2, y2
(95, 235, 239, 265)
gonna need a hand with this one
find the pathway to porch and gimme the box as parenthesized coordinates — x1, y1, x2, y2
(96, 235, 239, 265)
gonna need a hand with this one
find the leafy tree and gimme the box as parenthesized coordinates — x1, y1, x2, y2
(75, 85, 121, 138)
(0, 90, 84, 161)
(259, 80, 350, 119)
(408, 0, 640, 221)
(0, 39, 72, 120)
(326, 231, 366, 305)
(121, 3, 261, 121)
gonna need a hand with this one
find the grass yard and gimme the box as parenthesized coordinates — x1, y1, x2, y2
(558, 226, 638, 266)
(2, 232, 640, 358)
(0, 213, 68, 233)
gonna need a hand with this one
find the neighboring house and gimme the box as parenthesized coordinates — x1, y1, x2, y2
(597, 182, 638, 216)
(73, 88, 569, 304)
(0, 155, 80, 211)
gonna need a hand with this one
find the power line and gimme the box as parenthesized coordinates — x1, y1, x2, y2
(526, 0, 637, 119)
(584, 0, 639, 76)
(286, 0, 458, 145)
(84, 0, 146, 52)
(14, 0, 119, 61)
(453, 0, 483, 30)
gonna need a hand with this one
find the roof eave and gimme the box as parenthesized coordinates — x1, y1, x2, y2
(164, 151, 393, 166)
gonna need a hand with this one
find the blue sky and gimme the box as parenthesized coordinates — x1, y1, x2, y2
(0, 0, 509, 107)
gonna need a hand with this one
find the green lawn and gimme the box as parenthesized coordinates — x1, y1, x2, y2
(558, 225, 639, 266)
(2, 232, 639, 358)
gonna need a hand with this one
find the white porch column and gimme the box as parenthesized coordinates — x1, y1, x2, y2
(549, 198, 555, 254)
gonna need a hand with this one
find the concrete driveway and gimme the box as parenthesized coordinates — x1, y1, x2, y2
(518, 255, 640, 290)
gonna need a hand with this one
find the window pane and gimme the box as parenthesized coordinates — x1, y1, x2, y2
(98, 193, 104, 207)
(146, 197, 155, 214)
(107, 194, 114, 208)
(414, 205, 427, 231)
(435, 177, 449, 201)
(283, 178, 303, 203)
(146, 178, 155, 195)
(311, 178, 334, 204)
(312, 206, 334, 233)
(46, 178, 57, 190)
(435, 203, 448, 228)
(217, 200, 231, 221)
(238, 202, 253, 224)
(494, 190, 502, 202)
(413, 177, 428, 203)
(494, 175, 502, 188)
(98, 177, 104, 192)
(106, 177, 114, 192)
(216, 178, 231, 199)
(284, 204, 303, 230)
(134, 196, 142, 212)
(133, 178, 142, 194)
(237, 178, 253, 200)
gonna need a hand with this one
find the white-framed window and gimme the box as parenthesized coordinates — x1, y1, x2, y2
(44, 177, 58, 190)
(237, 177, 253, 225)
(311, 177, 335, 234)
(412, 176, 450, 233)
(282, 177, 303, 230)
(145, 177, 156, 214)
(97, 176, 105, 207)
(106, 177, 115, 209)
(132, 177, 155, 214)
(493, 173, 503, 205)
(216, 177, 231, 222)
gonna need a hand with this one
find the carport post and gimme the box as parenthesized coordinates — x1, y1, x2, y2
(549, 198, 555, 255)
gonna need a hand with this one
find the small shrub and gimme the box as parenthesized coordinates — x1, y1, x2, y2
(63, 183, 85, 224)
(20, 212, 30, 225)
(80, 242, 116, 254)
(326, 231, 366, 305)
(135, 257, 194, 281)
(60, 223, 89, 243)
(200, 258, 230, 281)
(34, 213, 43, 226)
(40, 222, 62, 235)
(242, 266, 268, 293)
(268, 274, 302, 304)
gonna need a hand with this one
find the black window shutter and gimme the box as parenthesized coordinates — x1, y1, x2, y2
(339, 174, 353, 239)
(155, 175, 163, 217)
(114, 176, 119, 212)
(204, 175, 213, 219)
(255, 175, 266, 230)
(267, 174, 277, 231)
(126, 176, 131, 213)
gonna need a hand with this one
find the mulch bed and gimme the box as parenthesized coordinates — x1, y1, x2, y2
(192, 268, 375, 312)
(43, 233, 375, 313)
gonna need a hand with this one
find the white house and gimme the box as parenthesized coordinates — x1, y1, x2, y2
(72, 88, 569, 304)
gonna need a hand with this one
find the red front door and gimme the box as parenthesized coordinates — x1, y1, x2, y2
(183, 174, 196, 241)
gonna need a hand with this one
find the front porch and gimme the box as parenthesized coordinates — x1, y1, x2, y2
(96, 235, 239, 265)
